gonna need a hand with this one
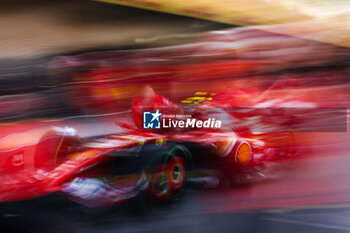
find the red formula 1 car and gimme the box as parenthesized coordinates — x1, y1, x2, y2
(28, 129, 268, 208)
(0, 126, 269, 207)
(0, 87, 295, 210)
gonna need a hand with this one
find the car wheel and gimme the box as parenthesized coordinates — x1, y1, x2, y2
(136, 143, 191, 214)
(149, 155, 186, 202)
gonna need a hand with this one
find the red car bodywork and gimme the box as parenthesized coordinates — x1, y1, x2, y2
(0, 122, 81, 202)
(0, 88, 296, 206)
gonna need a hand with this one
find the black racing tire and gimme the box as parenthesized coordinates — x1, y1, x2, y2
(136, 143, 193, 214)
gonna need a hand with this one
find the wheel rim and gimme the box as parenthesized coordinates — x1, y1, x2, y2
(150, 156, 186, 201)
(169, 161, 185, 186)
(172, 165, 181, 182)
(152, 172, 170, 198)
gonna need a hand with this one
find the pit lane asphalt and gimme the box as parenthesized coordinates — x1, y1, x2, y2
(3, 192, 350, 233)
(76, 206, 350, 233)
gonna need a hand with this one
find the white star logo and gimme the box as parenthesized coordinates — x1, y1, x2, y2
(150, 110, 161, 122)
